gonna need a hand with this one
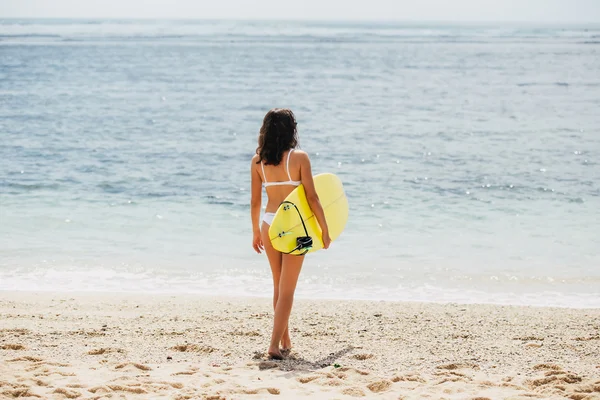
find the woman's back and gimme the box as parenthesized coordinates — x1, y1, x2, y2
(257, 149, 302, 213)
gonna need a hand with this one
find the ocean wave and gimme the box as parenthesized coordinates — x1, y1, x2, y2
(517, 82, 571, 87)
(0, 35, 587, 45)
(1, 182, 61, 192)
(97, 182, 126, 194)
(204, 195, 235, 206)
(1, 267, 599, 308)
(0, 33, 61, 38)
(1, 20, 597, 44)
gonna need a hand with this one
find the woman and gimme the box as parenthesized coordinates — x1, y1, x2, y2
(250, 108, 331, 360)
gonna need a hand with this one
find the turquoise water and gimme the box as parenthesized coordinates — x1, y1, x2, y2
(1, 20, 599, 307)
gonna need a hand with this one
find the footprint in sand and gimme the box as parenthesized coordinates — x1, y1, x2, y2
(322, 378, 344, 387)
(158, 381, 184, 389)
(297, 375, 320, 384)
(114, 362, 152, 371)
(239, 387, 280, 395)
(32, 379, 50, 387)
(24, 364, 75, 378)
(31, 361, 70, 368)
(571, 395, 593, 400)
(230, 330, 262, 337)
(436, 362, 480, 371)
(171, 344, 216, 353)
(296, 369, 371, 391)
(258, 361, 279, 370)
(391, 373, 426, 383)
(106, 384, 148, 394)
(573, 335, 600, 341)
(435, 375, 471, 385)
(434, 370, 468, 378)
(172, 370, 197, 376)
(1, 387, 41, 399)
(88, 386, 112, 394)
(141, 381, 185, 392)
(337, 367, 370, 376)
(524, 363, 600, 400)
(1, 344, 26, 350)
(332, 371, 349, 380)
(528, 372, 582, 387)
(65, 384, 86, 389)
(533, 363, 562, 371)
(341, 387, 366, 397)
(53, 387, 81, 399)
(351, 353, 374, 360)
(200, 378, 228, 389)
(87, 347, 125, 355)
(7, 356, 43, 363)
(513, 335, 544, 341)
(0, 328, 30, 336)
(451, 333, 473, 339)
(366, 380, 393, 393)
(432, 364, 478, 385)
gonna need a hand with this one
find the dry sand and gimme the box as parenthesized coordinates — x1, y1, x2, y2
(1, 291, 599, 399)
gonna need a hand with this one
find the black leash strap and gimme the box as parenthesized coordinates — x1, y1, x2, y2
(279, 200, 313, 256)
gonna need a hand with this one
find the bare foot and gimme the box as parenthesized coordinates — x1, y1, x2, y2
(281, 334, 292, 351)
(281, 342, 292, 352)
(281, 347, 292, 356)
(268, 349, 284, 360)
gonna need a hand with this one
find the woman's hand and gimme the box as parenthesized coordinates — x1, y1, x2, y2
(252, 230, 264, 254)
(321, 229, 332, 250)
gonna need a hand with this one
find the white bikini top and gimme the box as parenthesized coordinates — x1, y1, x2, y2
(261, 149, 301, 188)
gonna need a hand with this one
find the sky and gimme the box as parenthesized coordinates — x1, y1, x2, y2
(1, 0, 600, 23)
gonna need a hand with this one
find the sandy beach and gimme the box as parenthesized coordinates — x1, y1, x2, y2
(1, 291, 599, 399)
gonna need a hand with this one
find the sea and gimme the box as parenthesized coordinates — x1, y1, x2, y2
(1, 19, 599, 308)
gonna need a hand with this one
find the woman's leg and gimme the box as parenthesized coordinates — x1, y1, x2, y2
(268, 252, 305, 358)
(260, 222, 291, 356)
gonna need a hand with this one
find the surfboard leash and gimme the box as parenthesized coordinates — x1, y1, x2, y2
(278, 200, 313, 256)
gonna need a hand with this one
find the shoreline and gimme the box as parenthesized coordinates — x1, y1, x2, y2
(1, 288, 599, 310)
(1, 291, 599, 399)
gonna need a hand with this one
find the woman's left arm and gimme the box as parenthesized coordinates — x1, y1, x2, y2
(250, 157, 263, 253)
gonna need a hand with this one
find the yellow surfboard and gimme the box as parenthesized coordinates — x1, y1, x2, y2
(268, 173, 349, 255)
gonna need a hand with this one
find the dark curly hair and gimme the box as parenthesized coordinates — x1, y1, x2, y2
(255, 108, 298, 166)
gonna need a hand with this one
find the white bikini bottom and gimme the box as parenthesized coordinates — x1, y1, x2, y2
(262, 212, 276, 225)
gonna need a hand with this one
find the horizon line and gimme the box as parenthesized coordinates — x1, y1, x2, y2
(1, 16, 600, 25)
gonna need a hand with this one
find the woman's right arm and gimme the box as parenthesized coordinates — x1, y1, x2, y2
(298, 151, 331, 249)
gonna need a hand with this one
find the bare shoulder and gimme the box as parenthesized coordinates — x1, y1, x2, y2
(293, 149, 310, 163)
(251, 154, 260, 165)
